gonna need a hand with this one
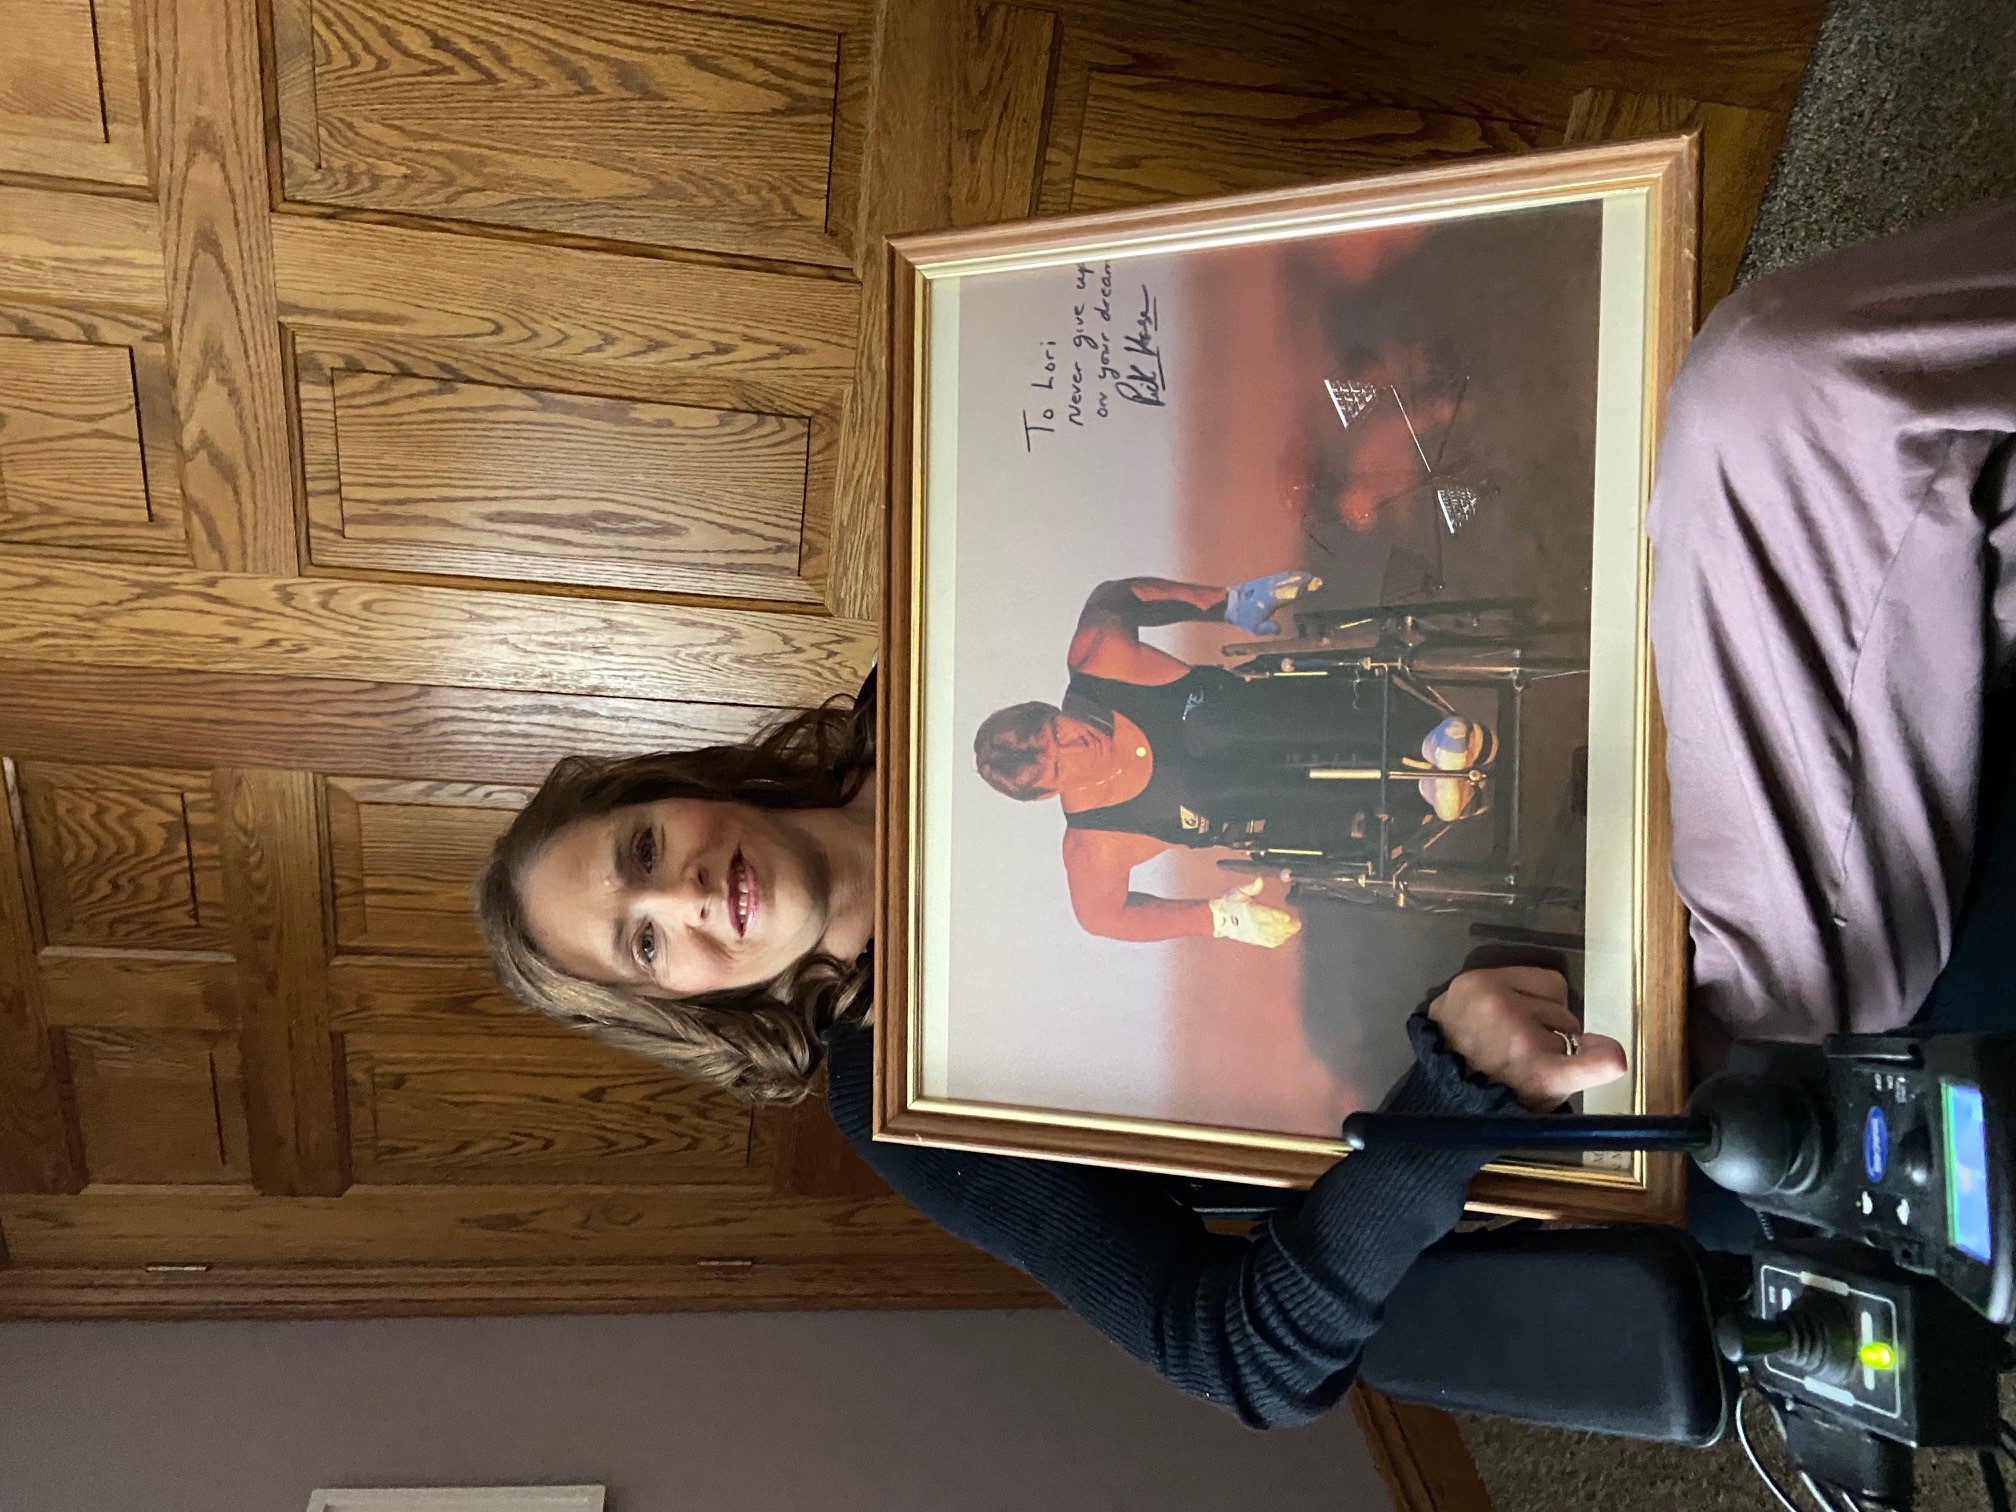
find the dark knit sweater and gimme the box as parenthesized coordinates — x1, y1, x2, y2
(825, 1007, 1528, 1430)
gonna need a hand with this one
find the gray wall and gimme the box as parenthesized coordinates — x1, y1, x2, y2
(0, 1308, 1390, 1512)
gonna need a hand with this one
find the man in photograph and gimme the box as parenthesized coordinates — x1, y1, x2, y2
(972, 570, 1493, 948)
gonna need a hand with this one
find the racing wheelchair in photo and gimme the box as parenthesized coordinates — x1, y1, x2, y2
(1211, 597, 1590, 929)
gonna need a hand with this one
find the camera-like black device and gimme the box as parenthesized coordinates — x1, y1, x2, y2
(1343, 1030, 2016, 1510)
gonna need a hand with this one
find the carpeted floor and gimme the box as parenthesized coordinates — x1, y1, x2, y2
(1457, 0, 2016, 1507)
(1458, 1378, 2016, 1512)
(1740, 0, 2016, 280)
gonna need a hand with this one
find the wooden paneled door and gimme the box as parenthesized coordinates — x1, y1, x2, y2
(0, 0, 1814, 1316)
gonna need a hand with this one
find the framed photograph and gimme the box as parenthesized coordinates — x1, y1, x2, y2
(875, 138, 1697, 1222)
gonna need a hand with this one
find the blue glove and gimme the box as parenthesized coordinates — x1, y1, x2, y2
(1224, 571, 1322, 635)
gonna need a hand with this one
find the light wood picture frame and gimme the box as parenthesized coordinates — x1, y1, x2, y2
(876, 137, 1698, 1223)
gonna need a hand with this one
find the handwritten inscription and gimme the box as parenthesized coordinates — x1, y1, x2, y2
(1021, 262, 1168, 450)
(1021, 339, 1060, 450)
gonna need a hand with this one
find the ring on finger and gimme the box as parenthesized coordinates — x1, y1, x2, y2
(1553, 1029, 1581, 1057)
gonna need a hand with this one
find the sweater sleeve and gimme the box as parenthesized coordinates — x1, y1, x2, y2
(826, 1008, 1526, 1429)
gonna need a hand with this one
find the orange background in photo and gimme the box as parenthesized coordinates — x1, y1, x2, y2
(1160, 225, 1432, 1136)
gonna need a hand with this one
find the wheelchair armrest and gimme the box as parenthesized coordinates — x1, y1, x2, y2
(1359, 1224, 1741, 1447)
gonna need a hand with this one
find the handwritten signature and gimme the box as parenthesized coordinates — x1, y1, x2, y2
(1116, 287, 1166, 409)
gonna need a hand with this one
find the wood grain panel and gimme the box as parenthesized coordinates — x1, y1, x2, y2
(39, 949, 239, 1030)
(0, 334, 187, 558)
(0, 556, 877, 706)
(0, 185, 164, 309)
(1039, 0, 1819, 125)
(1033, 28, 1100, 218)
(0, 662, 782, 784)
(1070, 74, 1559, 211)
(271, 0, 322, 179)
(0, 0, 105, 144)
(796, 407, 839, 590)
(0, 300, 159, 351)
(0, 334, 149, 531)
(286, 331, 845, 572)
(823, 30, 872, 260)
(343, 1031, 766, 1186)
(326, 777, 526, 956)
(0, 1254, 1050, 1317)
(270, 201, 857, 419)
(151, 0, 299, 574)
(218, 767, 348, 1196)
(272, 0, 885, 199)
(64, 1026, 252, 1184)
(0, 759, 83, 1193)
(88, 0, 151, 185)
(768, 1095, 889, 1199)
(327, 956, 560, 1032)
(282, 0, 849, 266)
(300, 362, 818, 602)
(0, 0, 150, 185)
(126, 338, 186, 547)
(0, 316, 187, 549)
(15, 763, 228, 950)
(0, 1183, 976, 1264)
(1564, 86, 1788, 310)
(953, 4, 1058, 229)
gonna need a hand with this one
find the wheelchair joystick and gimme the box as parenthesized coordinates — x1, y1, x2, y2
(1686, 1072, 1830, 1200)
(1715, 1292, 1859, 1384)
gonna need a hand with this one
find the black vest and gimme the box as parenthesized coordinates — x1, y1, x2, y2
(1060, 665, 1438, 849)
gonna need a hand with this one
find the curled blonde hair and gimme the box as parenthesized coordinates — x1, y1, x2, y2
(475, 692, 873, 1106)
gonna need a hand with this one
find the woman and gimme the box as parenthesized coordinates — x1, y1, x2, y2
(970, 571, 1493, 948)
(477, 200, 2016, 1429)
(479, 661, 1621, 1430)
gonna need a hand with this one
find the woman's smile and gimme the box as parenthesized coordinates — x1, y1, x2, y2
(728, 848, 760, 937)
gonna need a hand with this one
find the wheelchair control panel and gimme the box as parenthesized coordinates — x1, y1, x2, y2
(1724, 1033, 2016, 1327)
(1733, 1242, 2003, 1448)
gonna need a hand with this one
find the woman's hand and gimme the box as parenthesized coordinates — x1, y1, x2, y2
(1207, 879, 1303, 947)
(1427, 966, 1627, 1111)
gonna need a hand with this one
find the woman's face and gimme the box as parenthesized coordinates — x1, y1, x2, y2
(517, 798, 830, 997)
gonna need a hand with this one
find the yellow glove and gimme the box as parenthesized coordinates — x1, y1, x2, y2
(1207, 878, 1302, 948)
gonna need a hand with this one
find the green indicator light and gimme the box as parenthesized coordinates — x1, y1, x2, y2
(1858, 1341, 1896, 1370)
